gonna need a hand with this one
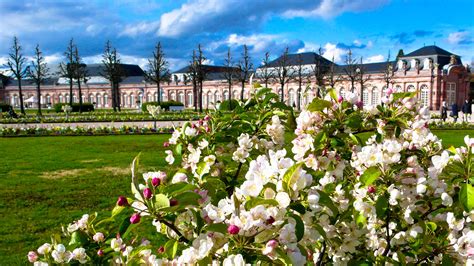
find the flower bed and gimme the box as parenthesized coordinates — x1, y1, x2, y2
(0, 125, 174, 137)
(0, 112, 201, 124)
(27, 87, 474, 265)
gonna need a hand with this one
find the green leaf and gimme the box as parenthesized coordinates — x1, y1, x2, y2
(111, 205, 125, 217)
(203, 223, 228, 234)
(345, 113, 363, 129)
(356, 213, 367, 227)
(164, 239, 178, 259)
(244, 198, 279, 210)
(174, 191, 202, 206)
(162, 183, 197, 197)
(307, 98, 332, 112)
(375, 195, 389, 219)
(317, 190, 339, 216)
(282, 163, 303, 193)
(288, 214, 305, 242)
(392, 91, 417, 101)
(328, 88, 337, 101)
(68, 231, 88, 247)
(459, 183, 474, 212)
(155, 194, 170, 209)
(360, 167, 381, 186)
(255, 229, 275, 243)
(175, 143, 182, 156)
(275, 247, 293, 265)
(289, 202, 306, 214)
(118, 216, 132, 236)
(426, 221, 437, 233)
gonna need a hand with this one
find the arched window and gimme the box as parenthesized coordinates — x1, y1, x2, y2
(395, 85, 402, 92)
(130, 94, 135, 107)
(407, 85, 416, 92)
(73, 94, 77, 103)
(339, 87, 345, 98)
(154, 92, 158, 102)
(362, 89, 369, 107)
(187, 92, 193, 106)
(59, 94, 64, 104)
(40, 95, 44, 106)
(122, 94, 127, 107)
(178, 91, 184, 104)
(96, 94, 101, 107)
(233, 90, 238, 100)
(223, 90, 229, 101)
(46, 95, 51, 105)
(88, 94, 94, 103)
(214, 91, 220, 103)
(138, 93, 143, 105)
(288, 89, 295, 107)
(103, 94, 109, 107)
(161, 91, 166, 102)
(446, 83, 456, 106)
(12, 95, 18, 107)
(146, 93, 152, 102)
(371, 87, 379, 106)
(81, 94, 85, 103)
(170, 92, 176, 101)
(420, 85, 429, 107)
(208, 91, 213, 105)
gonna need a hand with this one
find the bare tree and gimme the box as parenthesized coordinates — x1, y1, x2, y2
(294, 54, 305, 110)
(382, 52, 395, 89)
(260, 52, 274, 89)
(101, 41, 124, 112)
(343, 49, 359, 93)
(59, 39, 76, 106)
(325, 56, 342, 89)
(189, 50, 198, 111)
(273, 47, 294, 103)
(27, 44, 49, 116)
(237, 44, 253, 101)
(196, 44, 207, 112)
(223, 48, 236, 108)
(6, 36, 27, 115)
(311, 47, 327, 97)
(73, 46, 88, 113)
(146, 42, 169, 104)
(357, 57, 371, 104)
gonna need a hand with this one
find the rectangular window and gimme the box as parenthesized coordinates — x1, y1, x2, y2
(446, 83, 456, 106)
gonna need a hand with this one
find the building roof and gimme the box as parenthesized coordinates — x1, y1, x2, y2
(173, 65, 242, 81)
(402, 45, 456, 57)
(263, 52, 334, 68)
(85, 63, 145, 77)
(335, 61, 396, 74)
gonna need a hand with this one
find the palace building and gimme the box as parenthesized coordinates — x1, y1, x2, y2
(0, 45, 471, 111)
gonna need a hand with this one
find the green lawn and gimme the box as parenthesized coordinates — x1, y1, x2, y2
(0, 130, 472, 264)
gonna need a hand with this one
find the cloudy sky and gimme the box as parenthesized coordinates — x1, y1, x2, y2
(0, 0, 473, 72)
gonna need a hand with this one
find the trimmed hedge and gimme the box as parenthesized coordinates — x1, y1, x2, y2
(54, 103, 95, 113)
(141, 101, 184, 112)
(0, 103, 12, 112)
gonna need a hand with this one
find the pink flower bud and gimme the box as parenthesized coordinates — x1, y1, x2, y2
(143, 188, 152, 199)
(191, 123, 196, 128)
(356, 101, 363, 109)
(267, 239, 278, 248)
(367, 186, 376, 194)
(337, 95, 343, 103)
(163, 141, 170, 147)
(93, 232, 105, 242)
(206, 126, 211, 133)
(152, 177, 161, 187)
(169, 199, 178, 206)
(27, 251, 38, 263)
(158, 246, 165, 253)
(204, 115, 211, 121)
(227, 224, 240, 235)
(130, 213, 141, 224)
(117, 196, 129, 206)
(266, 216, 275, 225)
(97, 249, 104, 257)
(386, 88, 393, 95)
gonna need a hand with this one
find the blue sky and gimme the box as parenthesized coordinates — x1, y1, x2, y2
(0, 0, 473, 71)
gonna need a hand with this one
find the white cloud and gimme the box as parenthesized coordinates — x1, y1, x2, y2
(283, 0, 389, 19)
(322, 42, 347, 63)
(120, 21, 160, 37)
(297, 42, 322, 53)
(225, 33, 282, 53)
(447, 31, 472, 45)
(364, 54, 384, 63)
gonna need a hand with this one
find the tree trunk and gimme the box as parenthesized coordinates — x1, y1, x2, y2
(199, 81, 203, 112)
(111, 83, 117, 112)
(280, 83, 285, 103)
(193, 81, 197, 111)
(240, 81, 245, 101)
(78, 80, 83, 113)
(116, 84, 121, 112)
(229, 82, 233, 109)
(36, 84, 42, 116)
(297, 82, 302, 110)
(69, 78, 73, 106)
(18, 80, 25, 115)
(157, 82, 161, 104)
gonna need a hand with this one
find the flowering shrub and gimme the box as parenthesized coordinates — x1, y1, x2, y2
(28, 86, 473, 265)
